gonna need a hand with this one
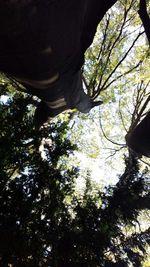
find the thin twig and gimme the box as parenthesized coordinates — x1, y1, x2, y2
(99, 109, 125, 146)
(100, 31, 144, 92)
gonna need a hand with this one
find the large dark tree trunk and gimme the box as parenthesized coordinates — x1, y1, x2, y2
(81, 0, 118, 52)
(138, 0, 150, 45)
(0, 0, 118, 127)
(126, 111, 150, 157)
(126, 0, 150, 157)
(0, 0, 118, 75)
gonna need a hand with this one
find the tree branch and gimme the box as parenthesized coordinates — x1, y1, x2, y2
(100, 31, 144, 93)
(99, 109, 125, 147)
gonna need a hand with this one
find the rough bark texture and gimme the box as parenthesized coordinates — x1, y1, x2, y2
(138, 0, 150, 45)
(126, 112, 150, 157)
(0, 0, 118, 127)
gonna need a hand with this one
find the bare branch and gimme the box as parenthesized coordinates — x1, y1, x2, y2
(100, 31, 144, 93)
(4, 74, 28, 93)
(139, 158, 150, 167)
(119, 98, 128, 132)
(82, 74, 90, 93)
(97, 14, 111, 61)
(106, 146, 125, 159)
(96, 6, 129, 92)
(98, 60, 142, 94)
(99, 109, 125, 146)
(129, 82, 150, 132)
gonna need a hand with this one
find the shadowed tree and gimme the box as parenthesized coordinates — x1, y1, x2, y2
(0, 80, 149, 267)
(125, 0, 150, 157)
(0, 1, 150, 266)
(0, 0, 118, 128)
(139, 0, 150, 45)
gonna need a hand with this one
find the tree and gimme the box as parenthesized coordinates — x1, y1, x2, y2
(0, 77, 150, 267)
(81, 0, 150, 160)
(0, 80, 78, 266)
(0, 1, 150, 266)
(139, 0, 150, 45)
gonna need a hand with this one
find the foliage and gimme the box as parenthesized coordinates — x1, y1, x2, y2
(0, 0, 150, 266)
(79, 0, 150, 166)
(0, 80, 150, 267)
(84, 0, 146, 99)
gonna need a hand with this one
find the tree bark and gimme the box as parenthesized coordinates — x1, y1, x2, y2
(138, 0, 150, 45)
(81, 0, 118, 52)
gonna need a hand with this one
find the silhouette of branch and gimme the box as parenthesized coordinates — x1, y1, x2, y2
(99, 108, 125, 147)
(99, 31, 144, 93)
(118, 98, 128, 133)
(4, 74, 28, 93)
(139, 158, 150, 167)
(99, 60, 143, 94)
(82, 74, 90, 94)
(129, 81, 150, 132)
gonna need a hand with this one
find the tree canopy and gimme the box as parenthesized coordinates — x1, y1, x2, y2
(0, 0, 150, 266)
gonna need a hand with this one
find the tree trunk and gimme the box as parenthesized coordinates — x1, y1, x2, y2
(138, 0, 150, 45)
